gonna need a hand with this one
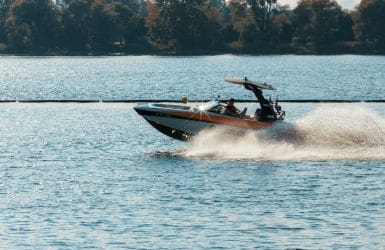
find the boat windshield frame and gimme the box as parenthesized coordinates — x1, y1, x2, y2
(151, 103, 192, 111)
(197, 100, 221, 111)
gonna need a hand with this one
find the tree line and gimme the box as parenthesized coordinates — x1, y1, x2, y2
(0, 0, 384, 54)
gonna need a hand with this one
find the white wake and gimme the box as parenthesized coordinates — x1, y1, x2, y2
(182, 104, 385, 161)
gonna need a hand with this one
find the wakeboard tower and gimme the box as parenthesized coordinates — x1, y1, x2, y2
(134, 77, 285, 141)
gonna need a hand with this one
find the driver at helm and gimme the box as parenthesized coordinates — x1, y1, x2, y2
(224, 98, 247, 117)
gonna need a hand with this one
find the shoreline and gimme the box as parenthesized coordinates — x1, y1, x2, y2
(1, 50, 385, 57)
(1, 45, 385, 57)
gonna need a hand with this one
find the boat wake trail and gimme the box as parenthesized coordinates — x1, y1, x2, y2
(182, 104, 385, 161)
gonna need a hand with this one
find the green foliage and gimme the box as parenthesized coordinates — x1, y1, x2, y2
(114, 2, 146, 44)
(353, 0, 385, 49)
(227, 0, 291, 52)
(146, 0, 224, 51)
(59, 0, 92, 51)
(0, 0, 383, 54)
(5, 0, 58, 52)
(292, 0, 349, 51)
(0, 0, 13, 43)
(270, 7, 293, 45)
(59, 0, 145, 52)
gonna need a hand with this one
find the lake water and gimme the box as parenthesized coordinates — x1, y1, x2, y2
(1, 55, 385, 100)
(0, 55, 384, 248)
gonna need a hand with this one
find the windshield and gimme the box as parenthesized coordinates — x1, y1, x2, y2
(197, 100, 220, 111)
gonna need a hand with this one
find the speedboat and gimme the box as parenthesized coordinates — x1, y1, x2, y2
(134, 77, 286, 141)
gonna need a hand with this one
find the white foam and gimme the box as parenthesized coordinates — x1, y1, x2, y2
(182, 104, 385, 161)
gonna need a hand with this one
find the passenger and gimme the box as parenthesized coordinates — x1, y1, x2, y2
(255, 108, 262, 120)
(224, 98, 247, 117)
(181, 97, 188, 104)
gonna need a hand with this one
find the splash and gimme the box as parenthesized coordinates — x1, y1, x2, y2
(182, 104, 385, 161)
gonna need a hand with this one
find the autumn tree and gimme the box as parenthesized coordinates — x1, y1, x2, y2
(0, 0, 382, 54)
(113, 1, 146, 49)
(270, 5, 293, 48)
(145, 0, 172, 49)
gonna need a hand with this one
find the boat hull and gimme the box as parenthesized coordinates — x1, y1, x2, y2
(134, 103, 274, 141)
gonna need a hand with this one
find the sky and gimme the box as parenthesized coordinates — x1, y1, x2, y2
(279, 0, 361, 9)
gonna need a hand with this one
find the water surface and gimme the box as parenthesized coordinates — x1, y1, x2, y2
(0, 102, 384, 248)
(1, 55, 384, 100)
(0, 55, 384, 248)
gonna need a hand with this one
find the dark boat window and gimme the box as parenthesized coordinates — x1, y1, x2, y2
(208, 104, 226, 114)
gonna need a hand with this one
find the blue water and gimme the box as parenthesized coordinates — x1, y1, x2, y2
(0, 55, 385, 248)
(1, 55, 384, 100)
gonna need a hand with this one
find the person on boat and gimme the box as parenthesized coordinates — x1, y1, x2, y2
(181, 96, 188, 104)
(224, 98, 247, 117)
(255, 108, 262, 120)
